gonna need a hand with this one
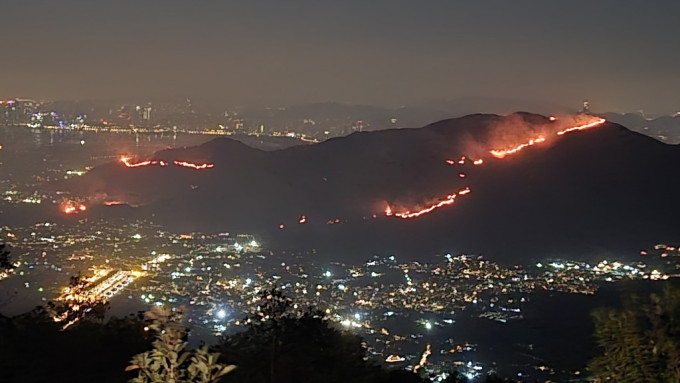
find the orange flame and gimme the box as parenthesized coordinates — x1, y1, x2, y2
(172, 160, 215, 170)
(386, 186, 471, 219)
(490, 136, 546, 158)
(63, 202, 87, 215)
(379, 115, 605, 222)
(120, 156, 213, 170)
(556, 118, 606, 136)
(120, 156, 153, 168)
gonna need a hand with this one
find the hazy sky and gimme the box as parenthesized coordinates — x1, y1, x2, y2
(2, 1, 679, 113)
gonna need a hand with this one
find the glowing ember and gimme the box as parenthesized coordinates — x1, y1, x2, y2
(298, 215, 307, 224)
(394, 194, 456, 219)
(379, 116, 605, 222)
(556, 117, 606, 136)
(63, 203, 87, 215)
(386, 187, 471, 219)
(173, 160, 215, 170)
(120, 156, 213, 170)
(490, 136, 546, 158)
(104, 201, 125, 206)
(120, 156, 153, 168)
(279, 224, 285, 229)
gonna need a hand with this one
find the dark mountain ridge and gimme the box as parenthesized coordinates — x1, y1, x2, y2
(65, 113, 680, 263)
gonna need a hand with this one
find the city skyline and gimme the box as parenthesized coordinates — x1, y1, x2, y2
(2, 2, 680, 382)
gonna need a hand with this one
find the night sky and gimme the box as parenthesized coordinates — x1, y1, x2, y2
(2, 1, 679, 113)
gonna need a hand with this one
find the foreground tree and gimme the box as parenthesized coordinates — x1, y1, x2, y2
(0, 242, 15, 272)
(0, 308, 152, 383)
(442, 370, 468, 383)
(589, 284, 680, 382)
(126, 306, 236, 383)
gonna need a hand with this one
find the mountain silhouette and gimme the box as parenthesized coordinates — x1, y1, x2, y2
(65, 113, 680, 263)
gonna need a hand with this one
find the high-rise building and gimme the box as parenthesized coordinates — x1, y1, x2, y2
(143, 106, 152, 121)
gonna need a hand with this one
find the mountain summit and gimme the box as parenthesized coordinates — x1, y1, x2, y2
(66, 113, 680, 263)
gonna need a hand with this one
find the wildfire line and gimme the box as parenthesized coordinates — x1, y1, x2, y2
(556, 118, 606, 136)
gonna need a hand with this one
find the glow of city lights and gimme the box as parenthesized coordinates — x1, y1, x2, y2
(414, 344, 432, 372)
(385, 355, 406, 363)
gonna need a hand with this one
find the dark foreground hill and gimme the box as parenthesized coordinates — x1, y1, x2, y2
(64, 113, 680, 263)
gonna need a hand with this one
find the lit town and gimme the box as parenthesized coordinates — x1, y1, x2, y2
(2, 2, 680, 383)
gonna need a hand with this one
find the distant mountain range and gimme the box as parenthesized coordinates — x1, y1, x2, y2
(239, 101, 680, 144)
(601, 112, 680, 144)
(238, 97, 577, 138)
(64, 113, 680, 264)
